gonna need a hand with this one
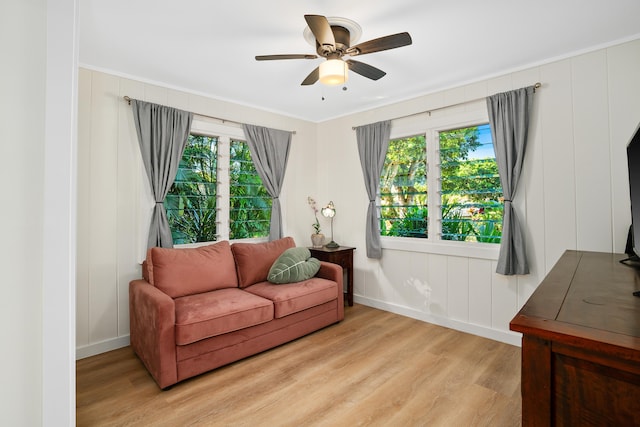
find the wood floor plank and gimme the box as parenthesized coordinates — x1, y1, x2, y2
(76, 304, 521, 426)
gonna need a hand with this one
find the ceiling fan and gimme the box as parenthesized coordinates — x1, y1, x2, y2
(255, 14, 412, 86)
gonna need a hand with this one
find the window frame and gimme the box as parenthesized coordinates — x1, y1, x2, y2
(380, 110, 501, 260)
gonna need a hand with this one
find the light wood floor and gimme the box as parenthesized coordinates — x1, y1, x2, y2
(77, 304, 522, 426)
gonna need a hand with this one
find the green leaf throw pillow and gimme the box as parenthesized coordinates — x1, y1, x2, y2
(268, 247, 321, 284)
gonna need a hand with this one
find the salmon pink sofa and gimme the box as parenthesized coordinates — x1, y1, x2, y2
(129, 237, 344, 389)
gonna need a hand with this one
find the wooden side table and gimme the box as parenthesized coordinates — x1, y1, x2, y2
(309, 246, 355, 306)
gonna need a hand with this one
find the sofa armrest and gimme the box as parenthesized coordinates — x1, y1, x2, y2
(129, 279, 177, 389)
(316, 261, 344, 320)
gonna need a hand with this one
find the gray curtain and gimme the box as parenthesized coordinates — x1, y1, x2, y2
(356, 121, 391, 259)
(487, 86, 535, 275)
(242, 124, 292, 241)
(131, 99, 193, 249)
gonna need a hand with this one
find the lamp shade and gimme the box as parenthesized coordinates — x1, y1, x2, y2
(319, 59, 348, 85)
(321, 201, 339, 248)
(321, 201, 336, 218)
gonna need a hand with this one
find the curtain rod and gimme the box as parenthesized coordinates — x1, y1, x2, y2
(351, 82, 542, 130)
(123, 96, 296, 134)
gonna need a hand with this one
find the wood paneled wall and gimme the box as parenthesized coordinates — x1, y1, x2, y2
(317, 39, 640, 345)
(76, 69, 317, 357)
(76, 38, 640, 356)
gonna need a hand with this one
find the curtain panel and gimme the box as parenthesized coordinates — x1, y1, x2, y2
(131, 99, 193, 249)
(356, 120, 391, 259)
(487, 86, 535, 275)
(241, 124, 292, 241)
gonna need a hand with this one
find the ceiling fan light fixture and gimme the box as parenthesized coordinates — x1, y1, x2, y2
(319, 59, 348, 85)
(256, 14, 411, 86)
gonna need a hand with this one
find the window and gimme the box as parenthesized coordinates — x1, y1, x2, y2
(379, 120, 503, 245)
(439, 124, 502, 243)
(379, 135, 428, 238)
(165, 123, 271, 245)
(165, 134, 218, 244)
(229, 140, 271, 239)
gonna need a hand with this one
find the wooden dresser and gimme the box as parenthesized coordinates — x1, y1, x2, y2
(510, 250, 640, 426)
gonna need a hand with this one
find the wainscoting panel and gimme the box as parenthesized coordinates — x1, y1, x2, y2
(76, 68, 91, 348)
(116, 78, 145, 338)
(608, 41, 640, 251)
(539, 59, 578, 271)
(427, 253, 448, 317)
(468, 258, 492, 328)
(88, 71, 120, 344)
(447, 256, 470, 323)
(572, 49, 613, 252)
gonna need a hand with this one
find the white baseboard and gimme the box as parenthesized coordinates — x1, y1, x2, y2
(353, 296, 523, 347)
(76, 335, 130, 360)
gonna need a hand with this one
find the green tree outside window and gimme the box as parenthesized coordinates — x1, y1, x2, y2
(379, 135, 428, 238)
(229, 140, 271, 239)
(165, 134, 218, 244)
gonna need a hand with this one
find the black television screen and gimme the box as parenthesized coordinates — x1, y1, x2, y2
(626, 121, 640, 260)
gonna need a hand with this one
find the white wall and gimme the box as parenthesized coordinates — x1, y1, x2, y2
(43, 1, 78, 424)
(76, 68, 318, 357)
(76, 38, 640, 357)
(1, 1, 46, 422)
(316, 39, 640, 345)
(2, 0, 77, 425)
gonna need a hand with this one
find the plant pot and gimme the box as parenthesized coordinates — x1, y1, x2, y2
(311, 233, 325, 248)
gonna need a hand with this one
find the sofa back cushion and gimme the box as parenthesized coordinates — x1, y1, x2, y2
(146, 240, 238, 298)
(231, 237, 296, 288)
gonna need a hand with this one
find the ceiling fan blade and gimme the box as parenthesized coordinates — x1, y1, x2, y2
(346, 32, 412, 56)
(304, 15, 335, 49)
(255, 54, 318, 61)
(346, 60, 386, 81)
(301, 67, 320, 86)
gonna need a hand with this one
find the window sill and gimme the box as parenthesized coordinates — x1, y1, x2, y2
(380, 236, 500, 260)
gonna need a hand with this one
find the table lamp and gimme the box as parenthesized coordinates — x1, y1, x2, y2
(321, 201, 339, 248)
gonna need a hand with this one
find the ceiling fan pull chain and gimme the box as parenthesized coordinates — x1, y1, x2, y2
(342, 64, 348, 91)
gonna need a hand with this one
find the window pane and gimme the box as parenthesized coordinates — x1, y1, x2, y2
(439, 124, 502, 243)
(165, 134, 218, 244)
(379, 135, 428, 238)
(229, 140, 271, 239)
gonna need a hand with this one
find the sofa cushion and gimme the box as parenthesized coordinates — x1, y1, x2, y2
(231, 237, 296, 288)
(268, 247, 321, 284)
(147, 240, 238, 298)
(245, 278, 337, 318)
(174, 288, 274, 345)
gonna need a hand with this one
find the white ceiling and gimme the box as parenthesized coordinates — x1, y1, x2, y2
(79, 0, 640, 123)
